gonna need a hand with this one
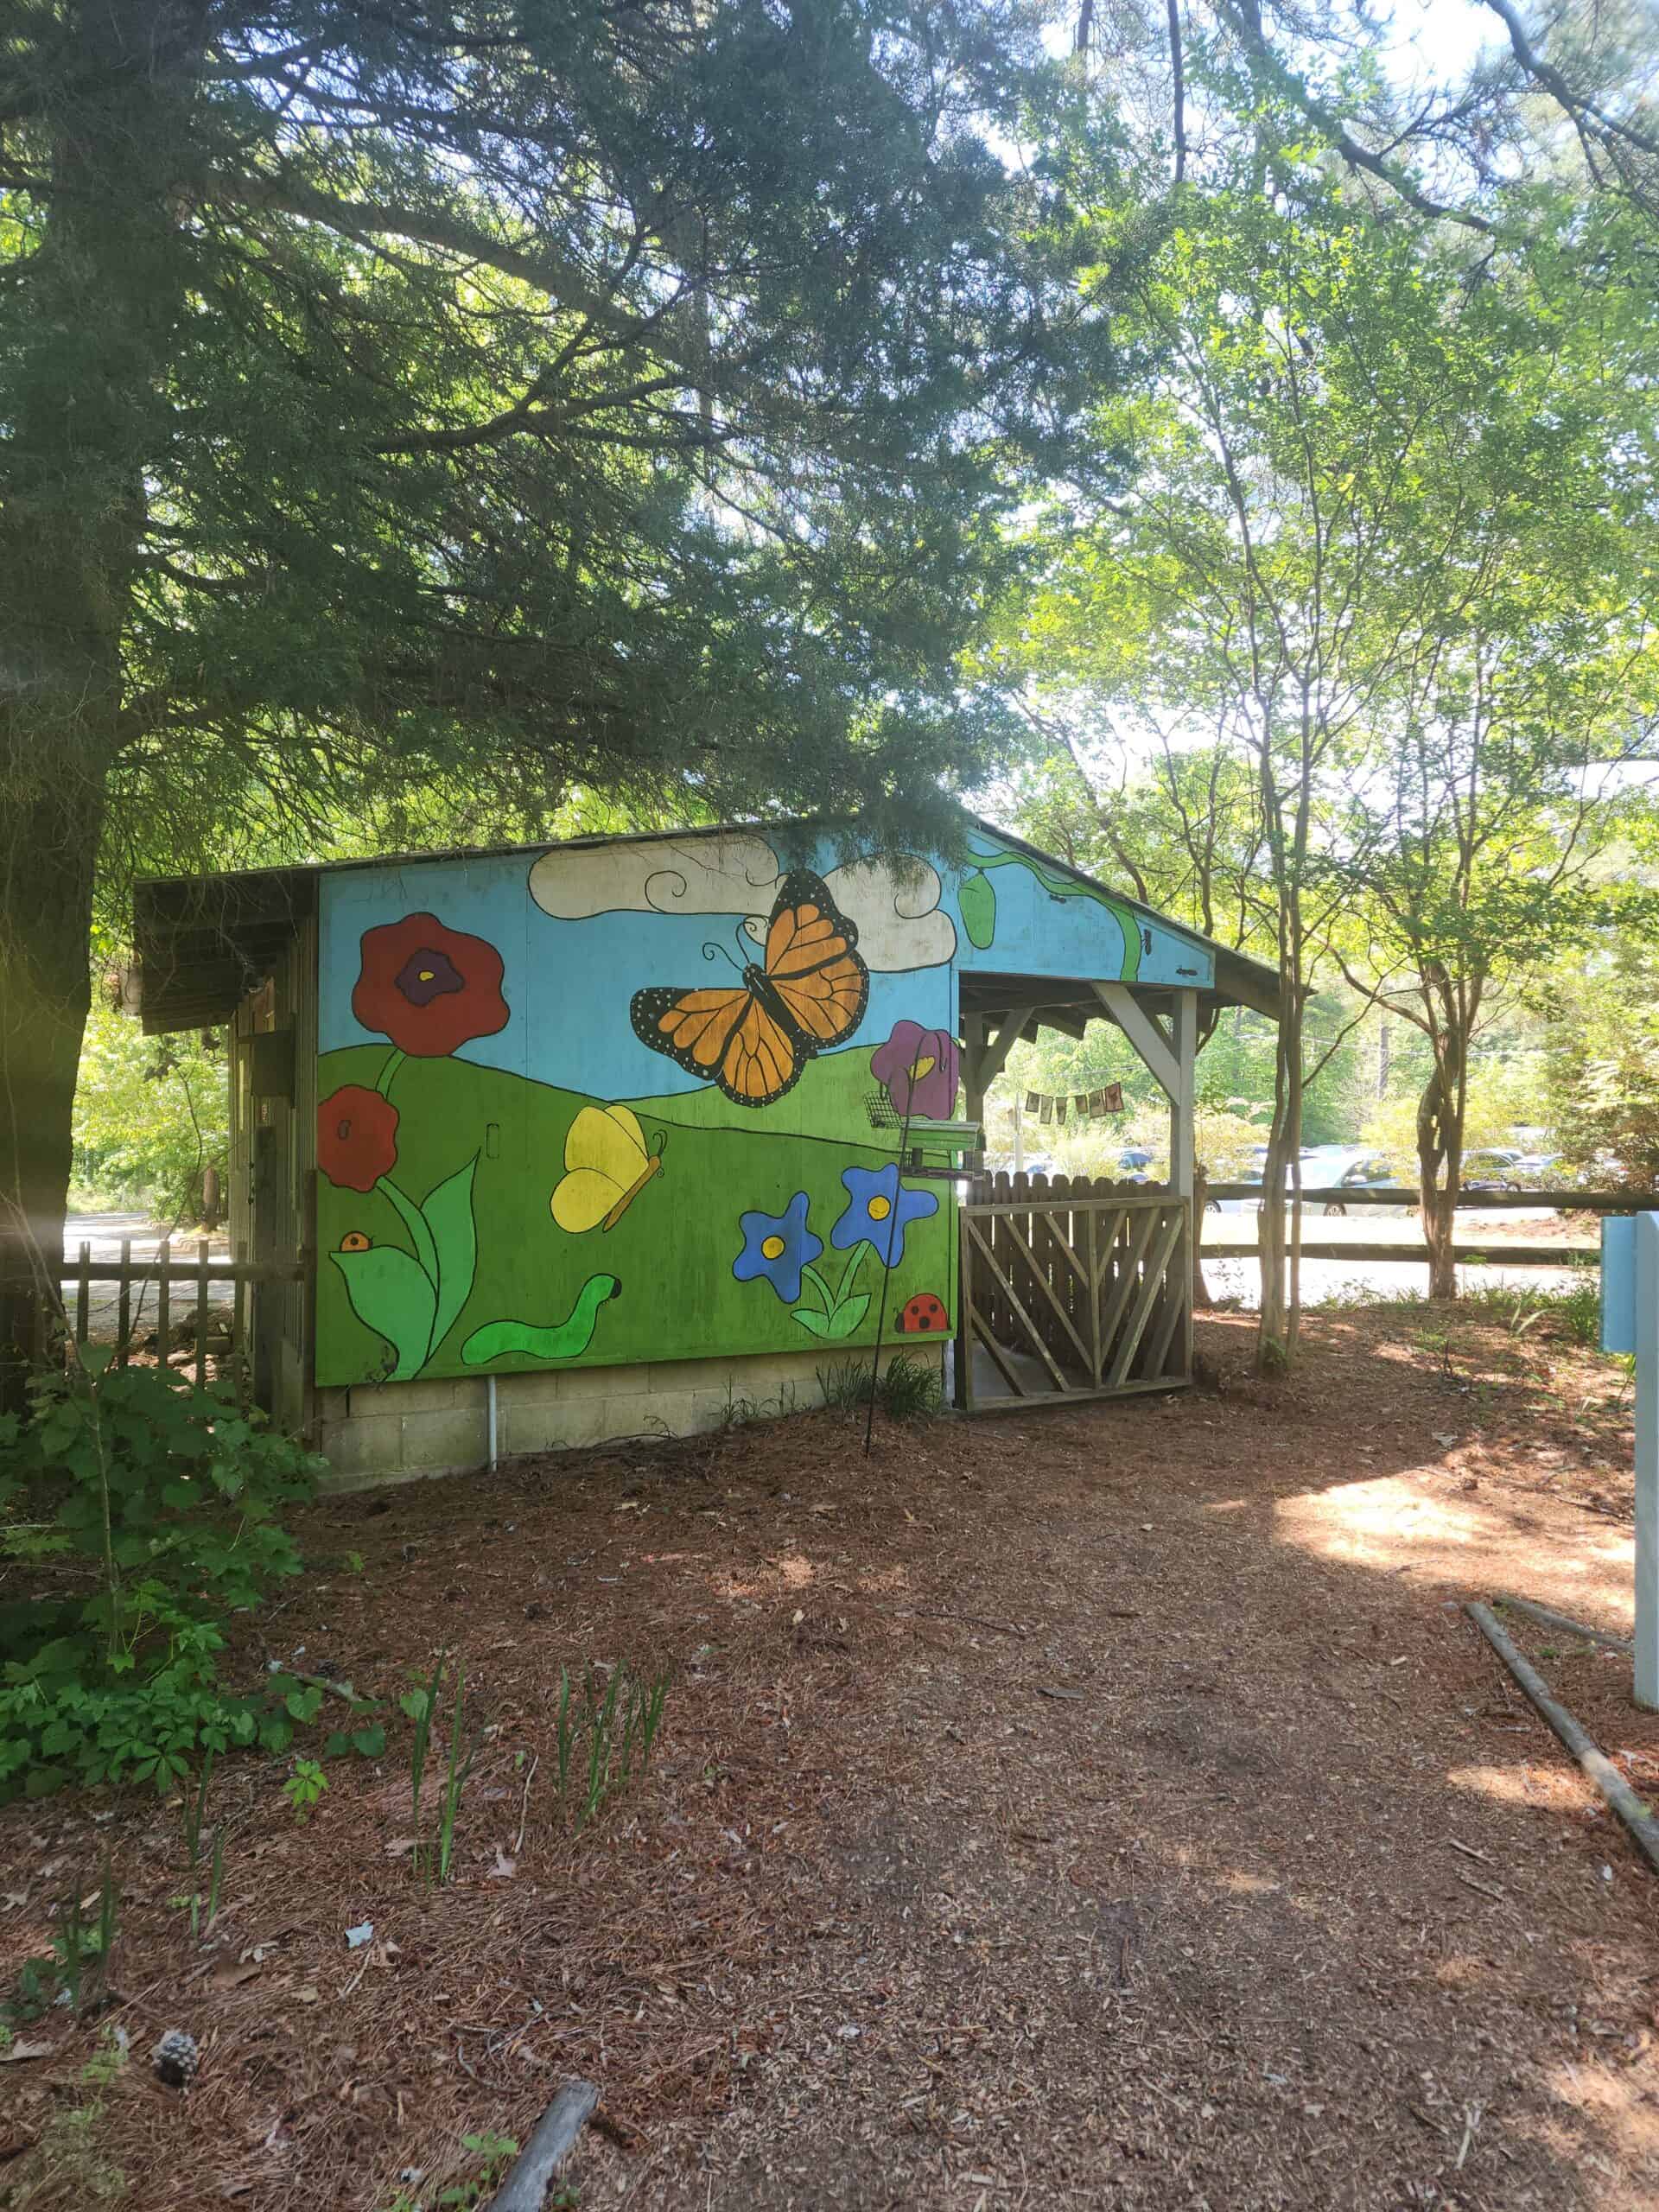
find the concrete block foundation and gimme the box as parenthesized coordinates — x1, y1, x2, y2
(314, 1343, 942, 1492)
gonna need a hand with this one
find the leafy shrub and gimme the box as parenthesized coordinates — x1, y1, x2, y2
(817, 1351, 942, 1419)
(0, 1357, 324, 1800)
(1455, 1263, 1603, 1347)
(877, 1352, 942, 1419)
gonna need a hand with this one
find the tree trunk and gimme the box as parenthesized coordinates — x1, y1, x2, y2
(1256, 976, 1305, 1369)
(1415, 1033, 1466, 1303)
(0, 787, 106, 1403)
(1420, 1179, 1458, 1301)
(0, 0, 195, 1405)
(1192, 1165, 1213, 1308)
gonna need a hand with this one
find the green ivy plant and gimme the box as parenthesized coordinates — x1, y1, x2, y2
(0, 1356, 326, 1800)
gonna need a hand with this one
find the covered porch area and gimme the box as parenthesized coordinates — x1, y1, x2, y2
(952, 923, 1278, 1413)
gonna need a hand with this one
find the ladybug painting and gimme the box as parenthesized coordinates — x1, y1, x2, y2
(897, 1291, 949, 1334)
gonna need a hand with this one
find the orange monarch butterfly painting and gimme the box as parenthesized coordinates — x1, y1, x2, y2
(630, 871, 870, 1107)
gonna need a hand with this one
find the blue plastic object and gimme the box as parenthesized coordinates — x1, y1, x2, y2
(1603, 1215, 1637, 1354)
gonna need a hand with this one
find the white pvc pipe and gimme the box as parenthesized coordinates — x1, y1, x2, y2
(486, 1374, 498, 1471)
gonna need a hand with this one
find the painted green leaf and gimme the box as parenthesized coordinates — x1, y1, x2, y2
(423, 1154, 479, 1357)
(793, 1289, 872, 1340)
(823, 1293, 871, 1340)
(330, 1246, 437, 1379)
(378, 1176, 439, 1287)
(958, 868, 996, 950)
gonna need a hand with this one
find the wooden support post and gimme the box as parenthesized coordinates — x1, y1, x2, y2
(962, 1012, 985, 1173)
(1168, 988, 1198, 1205)
(116, 1236, 131, 1366)
(1091, 982, 1179, 1096)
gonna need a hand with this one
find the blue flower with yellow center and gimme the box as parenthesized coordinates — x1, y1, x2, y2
(733, 1191, 822, 1303)
(830, 1163, 938, 1268)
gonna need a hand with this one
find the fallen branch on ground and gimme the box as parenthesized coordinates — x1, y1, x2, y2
(1493, 1592, 1633, 1653)
(1465, 1602, 1659, 1878)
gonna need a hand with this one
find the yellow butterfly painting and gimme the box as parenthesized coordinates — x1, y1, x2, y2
(551, 1104, 666, 1234)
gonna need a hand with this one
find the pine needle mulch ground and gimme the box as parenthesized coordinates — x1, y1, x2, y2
(5, 1305, 1659, 2211)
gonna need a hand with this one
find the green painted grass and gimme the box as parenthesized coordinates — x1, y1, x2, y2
(315, 1046, 954, 1389)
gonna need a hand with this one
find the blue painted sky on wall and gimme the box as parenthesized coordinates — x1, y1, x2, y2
(320, 849, 955, 1102)
(944, 834, 1215, 988)
(318, 829, 1217, 1101)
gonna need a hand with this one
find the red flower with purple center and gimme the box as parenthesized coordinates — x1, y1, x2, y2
(318, 1085, 400, 1192)
(870, 1020, 958, 1120)
(352, 912, 509, 1057)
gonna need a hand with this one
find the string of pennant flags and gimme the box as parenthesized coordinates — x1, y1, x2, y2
(1021, 1082, 1123, 1127)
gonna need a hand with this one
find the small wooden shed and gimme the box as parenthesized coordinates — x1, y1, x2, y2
(133, 818, 1276, 1484)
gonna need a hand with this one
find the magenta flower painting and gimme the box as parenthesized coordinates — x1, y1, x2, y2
(870, 1020, 958, 1120)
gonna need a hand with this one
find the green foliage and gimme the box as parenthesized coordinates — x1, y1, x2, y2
(4, 1864, 120, 2028)
(994, 97, 1659, 1347)
(401, 1649, 448, 1864)
(72, 1000, 228, 1218)
(5, 0, 1108, 900)
(548, 1661, 671, 1837)
(874, 1353, 943, 1421)
(51, 1862, 120, 2015)
(393, 1648, 478, 1881)
(436, 1662, 474, 1885)
(1459, 1268, 1604, 1350)
(1544, 937, 1659, 1186)
(3, 1958, 52, 2030)
(282, 1759, 328, 1824)
(437, 2133, 522, 2210)
(1363, 1046, 1548, 1179)
(378, 2132, 524, 2212)
(0, 1361, 322, 1800)
(3, 2027, 129, 2208)
(816, 1352, 942, 1419)
(817, 1357, 870, 1414)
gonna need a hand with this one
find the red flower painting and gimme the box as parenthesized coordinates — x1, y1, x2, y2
(318, 1085, 400, 1192)
(352, 912, 509, 1057)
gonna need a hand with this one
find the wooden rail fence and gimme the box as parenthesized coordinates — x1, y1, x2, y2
(38, 1239, 306, 1386)
(1199, 1183, 1630, 1270)
(1205, 1184, 1659, 1211)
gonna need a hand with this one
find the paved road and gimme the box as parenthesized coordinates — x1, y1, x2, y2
(62, 1212, 232, 1338)
(1198, 1206, 1596, 1308)
(1202, 1252, 1592, 1308)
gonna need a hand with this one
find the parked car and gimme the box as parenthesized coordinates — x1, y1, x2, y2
(1506, 1151, 1562, 1184)
(1319, 1154, 1416, 1217)
(1460, 1147, 1524, 1192)
(1213, 1147, 1335, 1214)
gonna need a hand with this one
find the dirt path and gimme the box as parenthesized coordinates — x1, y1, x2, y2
(5, 1307, 1659, 2209)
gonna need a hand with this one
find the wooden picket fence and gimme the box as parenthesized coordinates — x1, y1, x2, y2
(41, 1238, 306, 1392)
(957, 1170, 1191, 1411)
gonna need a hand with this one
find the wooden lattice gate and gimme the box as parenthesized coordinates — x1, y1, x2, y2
(956, 1173, 1192, 1412)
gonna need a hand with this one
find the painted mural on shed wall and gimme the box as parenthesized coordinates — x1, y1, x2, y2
(312, 828, 1205, 1389)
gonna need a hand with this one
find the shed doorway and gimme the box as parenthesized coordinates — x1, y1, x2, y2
(951, 968, 1202, 1413)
